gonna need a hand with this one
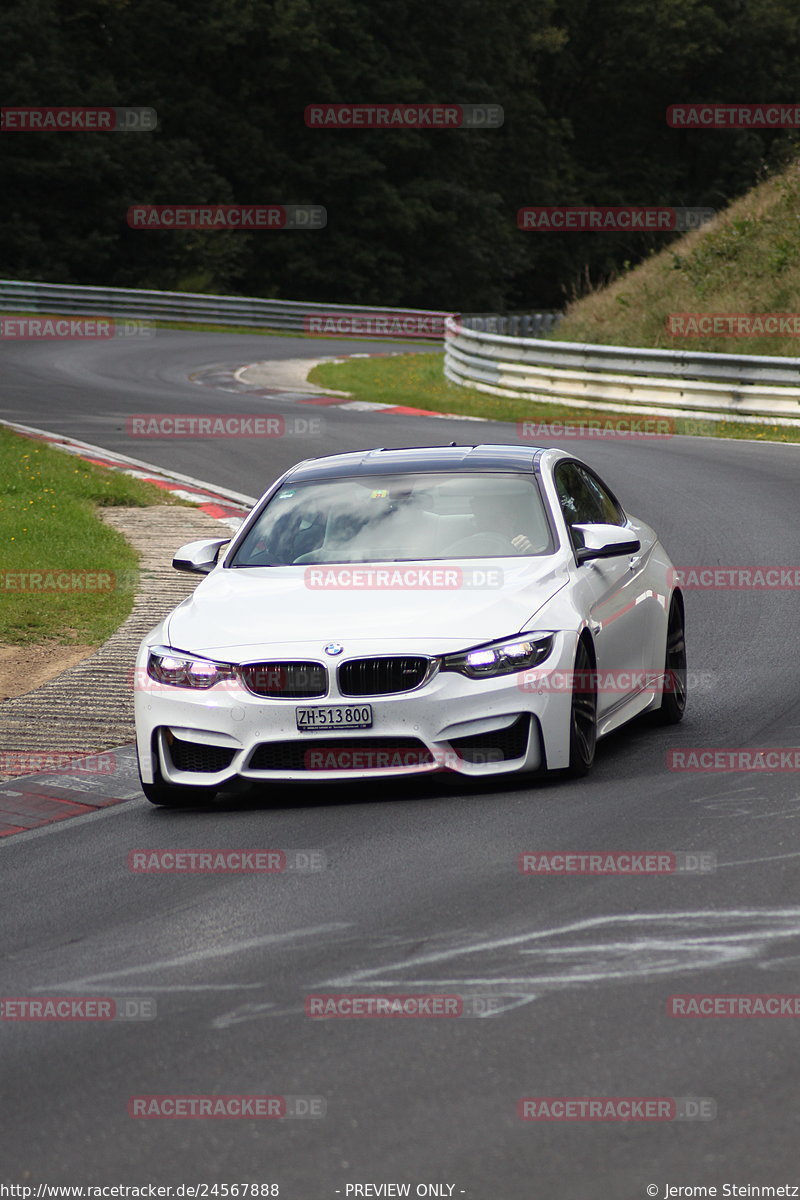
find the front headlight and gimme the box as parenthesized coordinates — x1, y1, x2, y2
(441, 632, 555, 679)
(146, 646, 236, 689)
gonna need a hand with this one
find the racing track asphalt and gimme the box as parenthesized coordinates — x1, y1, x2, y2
(2, 331, 800, 1197)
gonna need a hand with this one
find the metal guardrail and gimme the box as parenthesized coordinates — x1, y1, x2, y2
(8, 277, 791, 422)
(0, 279, 451, 338)
(457, 313, 561, 337)
(0, 280, 560, 344)
(445, 317, 800, 422)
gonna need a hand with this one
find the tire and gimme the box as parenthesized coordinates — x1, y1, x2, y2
(655, 594, 687, 725)
(137, 759, 218, 807)
(566, 637, 597, 777)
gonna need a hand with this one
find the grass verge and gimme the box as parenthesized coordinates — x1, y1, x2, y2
(308, 352, 800, 444)
(0, 425, 183, 645)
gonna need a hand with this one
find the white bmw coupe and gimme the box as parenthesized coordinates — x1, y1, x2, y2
(134, 444, 686, 804)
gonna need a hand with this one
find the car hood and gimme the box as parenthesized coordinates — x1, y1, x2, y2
(165, 559, 569, 658)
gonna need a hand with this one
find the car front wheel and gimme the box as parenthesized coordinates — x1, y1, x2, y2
(655, 594, 687, 725)
(566, 637, 597, 777)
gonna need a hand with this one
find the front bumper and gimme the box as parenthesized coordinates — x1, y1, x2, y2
(133, 632, 578, 786)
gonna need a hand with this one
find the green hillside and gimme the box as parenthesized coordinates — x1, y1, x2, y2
(553, 162, 800, 358)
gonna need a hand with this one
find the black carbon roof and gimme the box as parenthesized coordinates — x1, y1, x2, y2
(285, 444, 545, 481)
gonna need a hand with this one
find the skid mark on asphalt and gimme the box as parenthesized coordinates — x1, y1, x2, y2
(321, 910, 800, 989)
(643, 781, 800, 822)
(684, 780, 800, 821)
(211, 992, 539, 1028)
(209, 908, 800, 1028)
(722, 849, 800, 866)
(32, 922, 350, 992)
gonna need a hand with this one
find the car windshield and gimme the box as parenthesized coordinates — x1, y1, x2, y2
(229, 471, 554, 566)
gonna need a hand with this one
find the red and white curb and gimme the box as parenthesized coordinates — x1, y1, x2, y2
(0, 420, 258, 837)
(0, 750, 143, 840)
(191, 354, 487, 421)
(0, 419, 256, 527)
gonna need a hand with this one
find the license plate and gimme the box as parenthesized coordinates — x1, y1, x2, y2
(296, 704, 373, 731)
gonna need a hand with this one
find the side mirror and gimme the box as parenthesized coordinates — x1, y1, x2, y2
(172, 538, 230, 575)
(572, 523, 641, 564)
